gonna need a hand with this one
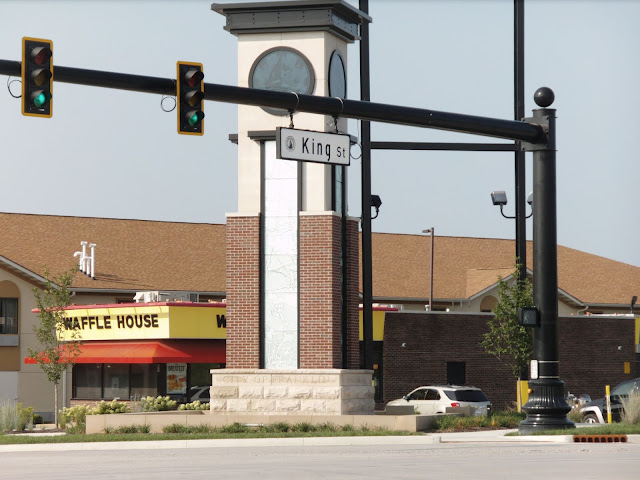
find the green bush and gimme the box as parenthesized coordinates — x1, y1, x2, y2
(0, 401, 35, 432)
(1, 400, 20, 432)
(59, 405, 92, 430)
(178, 400, 209, 411)
(91, 399, 130, 415)
(434, 411, 524, 432)
(138, 396, 178, 412)
(291, 422, 315, 433)
(219, 422, 250, 434)
(104, 424, 150, 434)
(163, 423, 213, 434)
(315, 422, 339, 432)
(261, 421, 290, 433)
(566, 407, 584, 423)
(59, 400, 130, 433)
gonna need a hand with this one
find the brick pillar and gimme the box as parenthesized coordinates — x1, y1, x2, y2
(345, 217, 360, 369)
(225, 214, 261, 368)
(299, 214, 360, 369)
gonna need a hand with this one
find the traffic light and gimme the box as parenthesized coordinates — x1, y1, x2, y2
(22, 37, 53, 118)
(177, 62, 204, 135)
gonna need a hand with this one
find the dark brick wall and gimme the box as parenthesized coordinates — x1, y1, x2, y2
(383, 312, 637, 411)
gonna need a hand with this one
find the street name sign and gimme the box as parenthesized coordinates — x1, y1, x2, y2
(276, 127, 350, 166)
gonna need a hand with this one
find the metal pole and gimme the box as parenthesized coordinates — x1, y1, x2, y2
(0, 60, 545, 144)
(422, 228, 434, 310)
(359, 0, 373, 370)
(514, 0, 527, 283)
(430, 228, 434, 311)
(519, 88, 573, 433)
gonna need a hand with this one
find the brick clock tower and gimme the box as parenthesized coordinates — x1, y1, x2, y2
(211, 1, 374, 416)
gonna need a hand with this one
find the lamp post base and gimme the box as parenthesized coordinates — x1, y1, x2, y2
(519, 378, 575, 435)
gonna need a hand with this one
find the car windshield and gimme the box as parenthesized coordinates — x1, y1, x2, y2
(443, 389, 488, 402)
(612, 380, 639, 396)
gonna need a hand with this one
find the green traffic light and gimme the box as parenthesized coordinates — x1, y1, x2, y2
(187, 111, 204, 127)
(32, 91, 51, 108)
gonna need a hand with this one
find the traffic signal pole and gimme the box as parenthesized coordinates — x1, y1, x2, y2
(0, 59, 543, 144)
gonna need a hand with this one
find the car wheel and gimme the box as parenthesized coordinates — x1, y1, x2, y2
(583, 413, 599, 424)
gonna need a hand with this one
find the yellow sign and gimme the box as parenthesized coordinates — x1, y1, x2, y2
(359, 308, 395, 341)
(59, 303, 227, 341)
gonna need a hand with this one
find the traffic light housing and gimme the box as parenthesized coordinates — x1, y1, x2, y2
(22, 37, 53, 117)
(177, 62, 204, 135)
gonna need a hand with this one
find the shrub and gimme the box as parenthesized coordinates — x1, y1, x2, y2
(0, 400, 20, 432)
(315, 422, 338, 432)
(59, 400, 130, 433)
(291, 422, 315, 433)
(0, 401, 36, 432)
(163, 423, 213, 434)
(566, 407, 584, 424)
(104, 424, 150, 434)
(163, 423, 189, 434)
(219, 422, 250, 434)
(92, 399, 130, 415)
(178, 400, 210, 411)
(261, 421, 290, 433)
(59, 405, 92, 430)
(621, 392, 640, 425)
(138, 396, 177, 412)
(434, 412, 524, 432)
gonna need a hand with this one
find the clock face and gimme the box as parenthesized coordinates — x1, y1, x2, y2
(250, 47, 315, 96)
(328, 50, 346, 99)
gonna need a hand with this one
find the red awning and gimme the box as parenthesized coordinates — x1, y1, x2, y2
(25, 340, 225, 364)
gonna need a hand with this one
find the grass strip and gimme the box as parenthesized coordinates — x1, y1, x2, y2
(0, 429, 419, 445)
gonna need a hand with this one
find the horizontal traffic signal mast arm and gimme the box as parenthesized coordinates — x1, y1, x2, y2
(0, 59, 546, 144)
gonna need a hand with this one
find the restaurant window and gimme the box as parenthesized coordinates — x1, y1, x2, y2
(74, 364, 158, 400)
(130, 364, 157, 398)
(0, 298, 18, 334)
(74, 364, 103, 400)
(103, 364, 129, 400)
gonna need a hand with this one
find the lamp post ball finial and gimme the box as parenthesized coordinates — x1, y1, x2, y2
(534, 87, 555, 108)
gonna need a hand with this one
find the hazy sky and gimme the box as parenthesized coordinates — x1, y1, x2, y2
(1, 0, 638, 268)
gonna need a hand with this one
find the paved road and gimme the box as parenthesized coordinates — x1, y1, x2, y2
(2, 435, 639, 480)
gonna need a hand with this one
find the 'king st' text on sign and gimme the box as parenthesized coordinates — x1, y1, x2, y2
(276, 127, 351, 166)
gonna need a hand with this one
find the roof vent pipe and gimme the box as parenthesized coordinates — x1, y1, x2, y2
(72, 241, 96, 279)
(73, 241, 88, 274)
(88, 243, 96, 279)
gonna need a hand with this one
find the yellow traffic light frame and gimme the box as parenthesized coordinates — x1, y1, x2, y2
(177, 61, 204, 136)
(22, 36, 53, 118)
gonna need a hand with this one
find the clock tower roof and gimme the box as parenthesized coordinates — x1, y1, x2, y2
(212, 0, 371, 43)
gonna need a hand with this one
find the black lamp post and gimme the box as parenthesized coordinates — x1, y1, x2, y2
(518, 87, 575, 434)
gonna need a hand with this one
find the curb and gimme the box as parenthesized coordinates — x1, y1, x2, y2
(2, 432, 638, 452)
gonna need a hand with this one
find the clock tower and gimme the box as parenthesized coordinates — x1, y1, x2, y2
(212, 1, 373, 416)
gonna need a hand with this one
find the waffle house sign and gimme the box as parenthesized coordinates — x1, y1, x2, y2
(58, 302, 227, 341)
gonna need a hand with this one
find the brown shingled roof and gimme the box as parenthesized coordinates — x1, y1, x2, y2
(367, 232, 639, 306)
(1, 213, 638, 306)
(0, 213, 226, 293)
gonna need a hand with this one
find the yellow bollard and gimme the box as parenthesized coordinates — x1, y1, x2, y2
(605, 385, 612, 424)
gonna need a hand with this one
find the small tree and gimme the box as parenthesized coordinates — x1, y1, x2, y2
(29, 267, 81, 427)
(479, 264, 533, 381)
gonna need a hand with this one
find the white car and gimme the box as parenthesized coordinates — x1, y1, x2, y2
(386, 385, 491, 416)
